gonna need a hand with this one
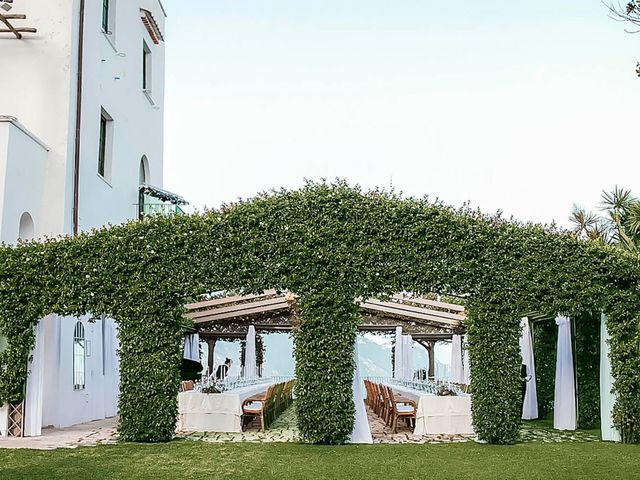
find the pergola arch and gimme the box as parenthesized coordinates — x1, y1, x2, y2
(0, 182, 638, 444)
(186, 289, 465, 378)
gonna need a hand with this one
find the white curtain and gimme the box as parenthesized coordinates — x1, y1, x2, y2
(462, 335, 471, 385)
(183, 333, 200, 362)
(104, 317, 120, 419)
(349, 339, 373, 443)
(554, 315, 576, 430)
(600, 313, 621, 442)
(393, 327, 403, 380)
(403, 335, 414, 381)
(244, 326, 257, 379)
(24, 320, 45, 437)
(519, 317, 539, 420)
(450, 334, 464, 383)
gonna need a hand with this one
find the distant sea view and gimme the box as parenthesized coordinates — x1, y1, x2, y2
(205, 332, 453, 380)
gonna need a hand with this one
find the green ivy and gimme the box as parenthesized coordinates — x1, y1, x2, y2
(0, 181, 638, 444)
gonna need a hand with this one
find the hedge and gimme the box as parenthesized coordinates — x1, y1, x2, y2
(0, 181, 638, 444)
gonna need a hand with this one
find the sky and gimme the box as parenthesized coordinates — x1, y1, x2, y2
(162, 0, 640, 228)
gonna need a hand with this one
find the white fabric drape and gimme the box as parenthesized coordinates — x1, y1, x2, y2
(103, 317, 120, 419)
(393, 327, 403, 380)
(24, 320, 45, 437)
(450, 335, 464, 384)
(244, 326, 257, 379)
(600, 313, 621, 442)
(403, 335, 414, 381)
(554, 315, 576, 430)
(183, 333, 200, 362)
(462, 335, 471, 385)
(349, 339, 373, 443)
(520, 317, 539, 420)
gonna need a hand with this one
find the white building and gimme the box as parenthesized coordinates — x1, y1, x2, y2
(0, 0, 178, 436)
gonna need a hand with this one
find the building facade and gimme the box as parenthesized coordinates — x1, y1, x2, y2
(0, 0, 167, 435)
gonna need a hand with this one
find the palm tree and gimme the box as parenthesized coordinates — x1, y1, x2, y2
(570, 186, 639, 254)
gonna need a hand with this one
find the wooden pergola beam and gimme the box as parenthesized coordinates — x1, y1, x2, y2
(185, 289, 278, 310)
(199, 326, 453, 340)
(0, 13, 36, 39)
(391, 294, 466, 315)
(361, 300, 462, 327)
(187, 295, 288, 320)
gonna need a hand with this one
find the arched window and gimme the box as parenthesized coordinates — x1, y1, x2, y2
(73, 321, 86, 390)
(139, 155, 150, 185)
(18, 212, 34, 241)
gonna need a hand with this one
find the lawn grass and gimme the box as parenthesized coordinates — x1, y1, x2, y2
(1, 440, 639, 480)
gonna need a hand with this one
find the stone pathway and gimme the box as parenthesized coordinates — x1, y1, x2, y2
(0, 417, 117, 450)
(520, 421, 601, 443)
(367, 407, 474, 444)
(179, 405, 300, 443)
(0, 407, 602, 449)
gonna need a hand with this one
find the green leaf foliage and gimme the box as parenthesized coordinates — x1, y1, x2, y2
(0, 181, 638, 444)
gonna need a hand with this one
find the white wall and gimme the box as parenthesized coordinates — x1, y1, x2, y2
(42, 315, 120, 429)
(77, 0, 166, 230)
(0, 0, 77, 237)
(0, 0, 166, 235)
(0, 119, 48, 243)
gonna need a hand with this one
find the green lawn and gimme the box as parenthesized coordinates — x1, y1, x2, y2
(1, 440, 639, 480)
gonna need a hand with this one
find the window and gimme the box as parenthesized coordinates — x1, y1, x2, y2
(18, 212, 34, 241)
(73, 321, 86, 391)
(102, 0, 116, 37)
(142, 41, 152, 92)
(139, 155, 149, 185)
(98, 109, 113, 181)
(102, 0, 109, 32)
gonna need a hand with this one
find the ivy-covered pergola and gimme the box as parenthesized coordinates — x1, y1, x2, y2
(0, 182, 638, 444)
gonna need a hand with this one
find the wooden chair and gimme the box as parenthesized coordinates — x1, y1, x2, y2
(374, 382, 385, 417)
(179, 380, 194, 392)
(385, 386, 416, 433)
(368, 381, 382, 416)
(379, 384, 394, 425)
(242, 385, 274, 432)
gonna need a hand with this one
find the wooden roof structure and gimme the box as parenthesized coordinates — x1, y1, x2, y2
(185, 290, 466, 338)
(0, 10, 36, 39)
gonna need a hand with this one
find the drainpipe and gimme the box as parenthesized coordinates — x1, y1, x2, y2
(72, 0, 86, 236)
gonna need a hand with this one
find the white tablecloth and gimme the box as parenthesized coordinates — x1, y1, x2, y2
(176, 384, 270, 433)
(386, 384, 474, 436)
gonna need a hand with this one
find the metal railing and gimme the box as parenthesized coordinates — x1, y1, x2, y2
(137, 202, 184, 219)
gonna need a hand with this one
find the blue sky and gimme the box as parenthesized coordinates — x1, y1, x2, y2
(163, 0, 639, 226)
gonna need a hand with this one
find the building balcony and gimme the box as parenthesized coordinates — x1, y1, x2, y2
(137, 184, 188, 220)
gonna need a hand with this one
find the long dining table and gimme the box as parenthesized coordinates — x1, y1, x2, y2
(176, 383, 271, 433)
(385, 383, 474, 436)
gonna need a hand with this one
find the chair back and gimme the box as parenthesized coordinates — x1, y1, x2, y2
(180, 380, 194, 392)
(384, 385, 397, 414)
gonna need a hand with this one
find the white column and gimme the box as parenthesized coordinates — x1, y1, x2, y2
(554, 315, 576, 430)
(600, 314, 621, 442)
(244, 326, 257, 379)
(403, 335, 414, 381)
(450, 334, 464, 383)
(462, 335, 471, 385)
(393, 327, 403, 380)
(520, 317, 538, 420)
(24, 320, 45, 436)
